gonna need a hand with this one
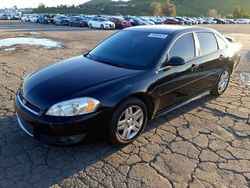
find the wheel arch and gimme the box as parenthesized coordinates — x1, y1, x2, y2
(115, 92, 155, 120)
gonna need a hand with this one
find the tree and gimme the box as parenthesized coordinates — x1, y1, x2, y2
(13, 5, 18, 9)
(151, 2, 163, 16)
(208, 9, 220, 18)
(38, 3, 45, 9)
(162, 0, 176, 17)
(233, 5, 249, 18)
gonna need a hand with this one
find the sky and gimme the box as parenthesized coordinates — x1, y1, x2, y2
(0, 0, 90, 8)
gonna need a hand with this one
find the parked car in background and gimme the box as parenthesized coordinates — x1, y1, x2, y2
(175, 17, 192, 25)
(214, 18, 229, 24)
(30, 15, 39, 23)
(21, 14, 31, 22)
(88, 17, 115, 30)
(0, 14, 9, 20)
(148, 17, 163, 24)
(15, 13, 250, 27)
(9, 14, 20, 20)
(109, 17, 131, 29)
(235, 19, 250, 24)
(163, 18, 183, 25)
(139, 17, 155, 25)
(226, 19, 237, 24)
(68, 16, 85, 27)
(80, 16, 92, 27)
(185, 17, 197, 24)
(47, 14, 56, 24)
(124, 17, 147, 26)
(194, 17, 203, 24)
(37, 14, 50, 24)
(54, 15, 69, 26)
(203, 18, 216, 24)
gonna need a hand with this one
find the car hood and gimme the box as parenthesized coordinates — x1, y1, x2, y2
(21, 56, 140, 110)
(102, 21, 114, 24)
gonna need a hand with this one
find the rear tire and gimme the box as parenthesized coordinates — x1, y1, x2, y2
(89, 24, 93, 29)
(101, 25, 104, 30)
(210, 69, 230, 96)
(109, 98, 148, 145)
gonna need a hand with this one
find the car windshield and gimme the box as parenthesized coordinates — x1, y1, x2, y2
(134, 18, 141, 21)
(86, 30, 168, 70)
(100, 18, 108, 21)
(117, 18, 125, 22)
(74, 17, 81, 20)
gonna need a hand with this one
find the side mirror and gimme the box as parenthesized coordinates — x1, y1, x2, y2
(224, 36, 235, 43)
(167, 56, 186, 66)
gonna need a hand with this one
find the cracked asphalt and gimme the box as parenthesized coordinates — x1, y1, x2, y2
(0, 21, 250, 188)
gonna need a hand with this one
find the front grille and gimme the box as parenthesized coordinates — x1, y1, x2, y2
(17, 93, 40, 115)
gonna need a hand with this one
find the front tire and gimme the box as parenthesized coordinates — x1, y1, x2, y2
(210, 69, 230, 96)
(109, 98, 148, 145)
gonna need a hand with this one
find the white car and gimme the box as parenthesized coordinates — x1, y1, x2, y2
(21, 14, 31, 22)
(30, 15, 39, 23)
(88, 17, 115, 30)
(236, 19, 250, 24)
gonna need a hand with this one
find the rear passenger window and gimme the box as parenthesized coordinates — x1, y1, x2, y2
(169, 33, 195, 60)
(216, 35, 227, 49)
(196, 32, 218, 55)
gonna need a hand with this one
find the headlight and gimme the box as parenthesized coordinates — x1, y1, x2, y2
(46, 97, 100, 117)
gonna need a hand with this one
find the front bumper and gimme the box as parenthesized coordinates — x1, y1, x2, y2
(60, 20, 69, 25)
(15, 94, 111, 144)
(104, 25, 115, 30)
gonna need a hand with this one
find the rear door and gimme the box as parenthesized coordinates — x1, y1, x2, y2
(193, 32, 225, 91)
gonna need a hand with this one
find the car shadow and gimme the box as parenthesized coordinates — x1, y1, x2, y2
(0, 93, 217, 187)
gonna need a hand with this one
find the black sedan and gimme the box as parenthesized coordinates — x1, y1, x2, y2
(214, 18, 229, 24)
(54, 15, 69, 26)
(68, 16, 87, 27)
(15, 26, 241, 145)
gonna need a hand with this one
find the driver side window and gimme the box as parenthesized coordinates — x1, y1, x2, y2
(168, 33, 195, 61)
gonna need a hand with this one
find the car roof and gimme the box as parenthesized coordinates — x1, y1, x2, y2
(125, 25, 217, 35)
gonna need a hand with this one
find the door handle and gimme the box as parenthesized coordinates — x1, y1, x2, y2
(191, 64, 199, 71)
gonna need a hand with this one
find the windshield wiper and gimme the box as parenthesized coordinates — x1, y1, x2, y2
(96, 59, 126, 68)
(85, 53, 128, 69)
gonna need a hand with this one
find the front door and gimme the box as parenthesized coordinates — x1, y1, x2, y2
(156, 32, 204, 112)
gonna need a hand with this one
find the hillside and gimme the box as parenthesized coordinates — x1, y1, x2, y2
(33, 0, 250, 16)
(83, 0, 250, 16)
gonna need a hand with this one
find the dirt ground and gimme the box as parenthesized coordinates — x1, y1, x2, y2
(0, 21, 250, 187)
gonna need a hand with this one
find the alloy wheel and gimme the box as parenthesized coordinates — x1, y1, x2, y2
(116, 105, 144, 141)
(218, 70, 229, 94)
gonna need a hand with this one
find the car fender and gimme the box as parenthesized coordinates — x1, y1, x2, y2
(65, 70, 159, 113)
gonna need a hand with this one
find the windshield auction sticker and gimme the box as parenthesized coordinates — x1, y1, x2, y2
(148, 33, 168, 39)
